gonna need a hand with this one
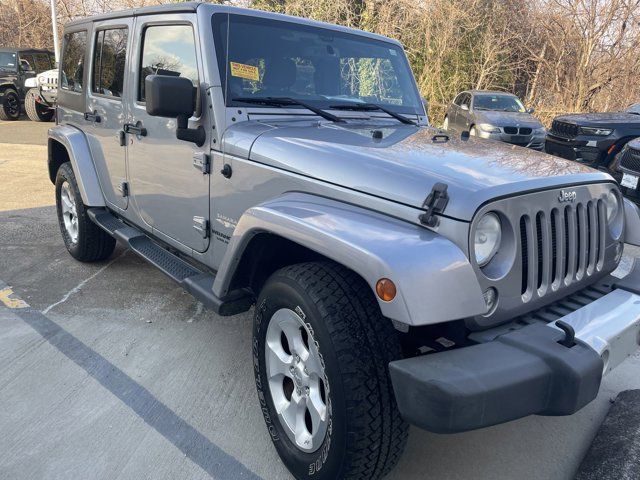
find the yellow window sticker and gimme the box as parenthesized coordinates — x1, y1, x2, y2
(230, 62, 259, 81)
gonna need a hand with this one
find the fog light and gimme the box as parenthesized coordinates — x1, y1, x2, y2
(483, 287, 498, 315)
(376, 278, 396, 302)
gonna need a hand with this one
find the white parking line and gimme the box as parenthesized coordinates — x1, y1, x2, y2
(42, 250, 127, 314)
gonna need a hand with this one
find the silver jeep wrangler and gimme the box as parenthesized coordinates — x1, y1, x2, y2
(48, 3, 640, 479)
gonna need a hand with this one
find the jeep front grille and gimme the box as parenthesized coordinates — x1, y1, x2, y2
(619, 146, 640, 173)
(518, 201, 605, 300)
(551, 120, 579, 138)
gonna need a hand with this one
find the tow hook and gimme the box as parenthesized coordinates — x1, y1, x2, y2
(556, 320, 576, 348)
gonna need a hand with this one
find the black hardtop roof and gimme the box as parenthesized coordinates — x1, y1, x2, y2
(65, 1, 201, 26)
(62, 2, 400, 46)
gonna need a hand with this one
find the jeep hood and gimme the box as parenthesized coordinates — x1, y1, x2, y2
(0, 72, 17, 83)
(223, 119, 611, 221)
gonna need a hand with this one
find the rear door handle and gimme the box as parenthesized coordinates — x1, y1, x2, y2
(123, 122, 147, 137)
(84, 110, 101, 123)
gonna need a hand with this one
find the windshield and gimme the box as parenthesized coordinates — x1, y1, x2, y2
(473, 94, 525, 113)
(212, 14, 423, 115)
(0, 51, 17, 71)
(627, 103, 640, 115)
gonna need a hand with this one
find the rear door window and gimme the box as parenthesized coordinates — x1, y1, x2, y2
(61, 31, 88, 93)
(92, 28, 128, 98)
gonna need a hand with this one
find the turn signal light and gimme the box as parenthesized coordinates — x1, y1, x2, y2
(376, 278, 396, 302)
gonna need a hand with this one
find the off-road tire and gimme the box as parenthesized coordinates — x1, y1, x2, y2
(0, 89, 20, 120)
(55, 162, 116, 262)
(25, 88, 54, 122)
(254, 261, 409, 480)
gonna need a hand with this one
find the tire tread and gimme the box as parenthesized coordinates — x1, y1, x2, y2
(275, 262, 409, 479)
(56, 162, 116, 262)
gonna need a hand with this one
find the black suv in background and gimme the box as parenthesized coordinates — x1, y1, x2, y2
(0, 47, 56, 120)
(611, 137, 640, 205)
(545, 103, 640, 169)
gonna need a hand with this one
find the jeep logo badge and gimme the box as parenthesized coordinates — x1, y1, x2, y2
(558, 189, 577, 202)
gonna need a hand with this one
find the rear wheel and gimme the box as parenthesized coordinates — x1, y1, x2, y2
(254, 262, 408, 479)
(55, 162, 116, 262)
(25, 88, 54, 122)
(0, 89, 20, 120)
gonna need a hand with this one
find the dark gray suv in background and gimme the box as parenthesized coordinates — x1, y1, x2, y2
(444, 90, 546, 150)
(546, 103, 640, 169)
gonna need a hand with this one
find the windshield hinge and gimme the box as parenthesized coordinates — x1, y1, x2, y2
(419, 183, 449, 228)
(193, 152, 211, 174)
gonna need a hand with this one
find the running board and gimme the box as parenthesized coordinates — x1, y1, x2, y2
(87, 208, 253, 316)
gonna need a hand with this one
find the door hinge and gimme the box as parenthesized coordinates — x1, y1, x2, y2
(118, 181, 129, 197)
(193, 152, 211, 174)
(193, 216, 210, 238)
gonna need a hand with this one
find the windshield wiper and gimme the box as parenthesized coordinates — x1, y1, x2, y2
(329, 102, 417, 125)
(232, 96, 345, 123)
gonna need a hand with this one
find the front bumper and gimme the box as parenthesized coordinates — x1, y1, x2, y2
(389, 267, 640, 434)
(545, 135, 614, 166)
(36, 86, 57, 107)
(478, 130, 545, 150)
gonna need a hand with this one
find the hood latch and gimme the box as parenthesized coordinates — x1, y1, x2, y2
(419, 183, 449, 227)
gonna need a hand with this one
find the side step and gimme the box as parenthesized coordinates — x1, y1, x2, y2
(87, 208, 253, 316)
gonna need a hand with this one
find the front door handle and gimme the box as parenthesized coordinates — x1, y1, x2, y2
(123, 122, 147, 137)
(84, 110, 101, 123)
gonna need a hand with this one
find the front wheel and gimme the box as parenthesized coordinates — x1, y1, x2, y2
(0, 89, 20, 120)
(55, 162, 116, 262)
(25, 88, 54, 122)
(253, 262, 408, 480)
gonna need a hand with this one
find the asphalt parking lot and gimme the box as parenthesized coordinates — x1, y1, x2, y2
(1, 117, 640, 480)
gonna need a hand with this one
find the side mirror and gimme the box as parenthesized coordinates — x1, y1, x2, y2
(145, 75, 205, 147)
(461, 104, 470, 111)
(527, 107, 535, 114)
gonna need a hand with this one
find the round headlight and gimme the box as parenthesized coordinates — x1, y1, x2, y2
(474, 212, 502, 266)
(604, 190, 619, 224)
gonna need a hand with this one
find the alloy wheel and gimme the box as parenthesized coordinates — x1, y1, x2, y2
(265, 308, 330, 453)
(60, 181, 79, 243)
